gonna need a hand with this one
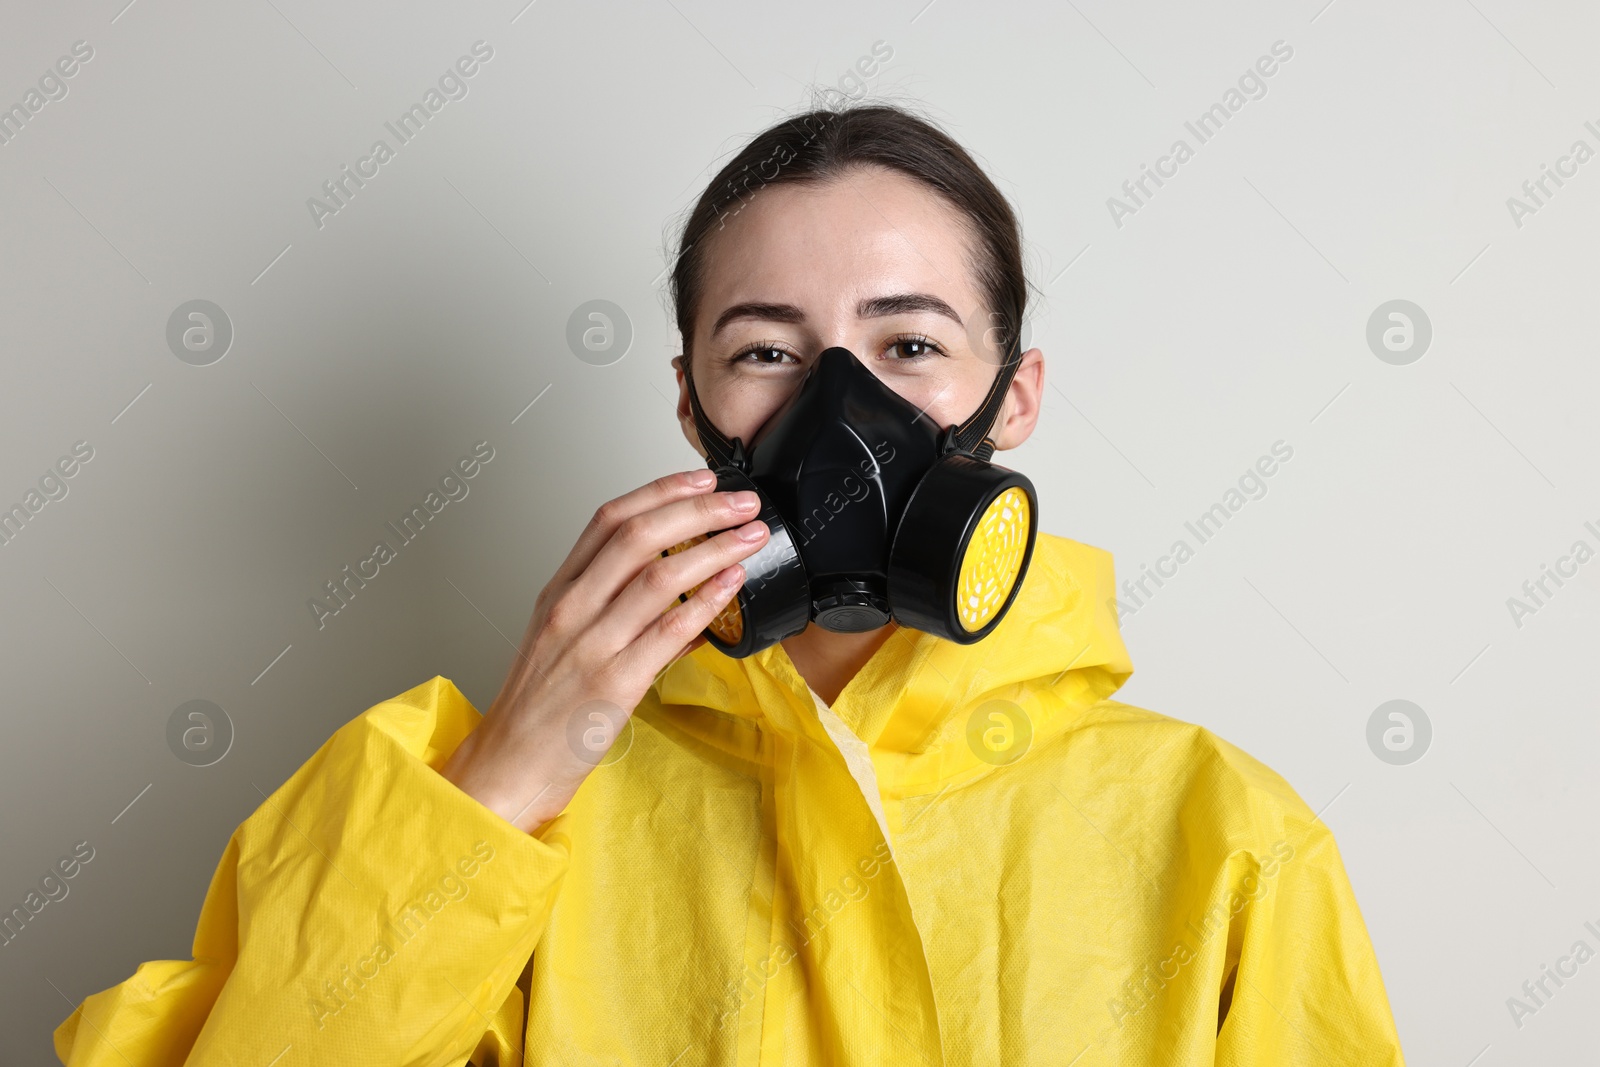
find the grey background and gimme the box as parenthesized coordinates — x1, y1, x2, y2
(2, 0, 1595, 1061)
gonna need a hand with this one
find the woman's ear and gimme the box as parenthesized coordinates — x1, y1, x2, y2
(672, 355, 708, 459)
(991, 346, 1044, 451)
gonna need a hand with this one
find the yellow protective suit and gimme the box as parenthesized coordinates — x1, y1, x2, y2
(55, 533, 1406, 1065)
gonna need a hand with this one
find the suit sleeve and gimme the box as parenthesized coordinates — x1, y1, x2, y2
(53, 676, 569, 1067)
(1213, 819, 1406, 1066)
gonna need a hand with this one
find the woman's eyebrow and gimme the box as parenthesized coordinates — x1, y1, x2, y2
(711, 302, 804, 338)
(710, 293, 964, 339)
(858, 293, 963, 326)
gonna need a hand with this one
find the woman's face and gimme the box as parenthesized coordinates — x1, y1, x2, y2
(674, 164, 1043, 455)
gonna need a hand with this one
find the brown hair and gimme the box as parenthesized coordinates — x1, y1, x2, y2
(668, 102, 1030, 368)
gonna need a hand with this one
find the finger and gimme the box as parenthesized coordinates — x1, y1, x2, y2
(551, 469, 718, 589)
(561, 487, 763, 619)
(596, 518, 768, 644)
(623, 562, 747, 679)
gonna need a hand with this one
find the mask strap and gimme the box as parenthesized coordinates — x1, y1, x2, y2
(678, 357, 741, 469)
(682, 333, 1023, 468)
(949, 333, 1024, 459)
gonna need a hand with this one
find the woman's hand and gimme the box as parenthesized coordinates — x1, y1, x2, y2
(440, 468, 767, 834)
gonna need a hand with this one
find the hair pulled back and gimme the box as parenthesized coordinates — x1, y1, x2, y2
(668, 103, 1029, 367)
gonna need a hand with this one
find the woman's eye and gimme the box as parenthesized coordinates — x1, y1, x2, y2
(889, 337, 941, 360)
(734, 346, 796, 364)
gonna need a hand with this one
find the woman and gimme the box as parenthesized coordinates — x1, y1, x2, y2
(55, 103, 1405, 1065)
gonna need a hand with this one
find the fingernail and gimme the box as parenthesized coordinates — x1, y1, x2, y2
(737, 520, 767, 542)
(732, 491, 760, 512)
(688, 469, 716, 488)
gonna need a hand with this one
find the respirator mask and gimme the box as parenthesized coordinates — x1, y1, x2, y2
(668, 340, 1037, 658)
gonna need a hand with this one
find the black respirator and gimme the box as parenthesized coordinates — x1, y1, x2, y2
(668, 343, 1037, 658)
